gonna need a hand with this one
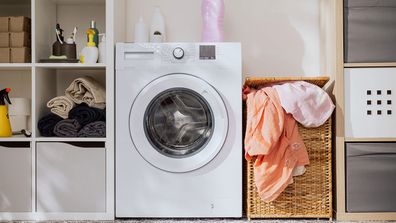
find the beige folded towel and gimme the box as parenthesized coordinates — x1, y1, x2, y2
(47, 96, 76, 119)
(65, 76, 106, 109)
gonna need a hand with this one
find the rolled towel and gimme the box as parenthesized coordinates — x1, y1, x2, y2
(69, 104, 105, 126)
(46, 95, 76, 119)
(65, 76, 106, 109)
(78, 121, 106, 137)
(53, 119, 81, 137)
(38, 114, 63, 137)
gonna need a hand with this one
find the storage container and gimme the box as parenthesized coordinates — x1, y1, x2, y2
(345, 68, 396, 138)
(344, 0, 396, 62)
(0, 48, 10, 63)
(0, 17, 9, 32)
(244, 77, 332, 219)
(36, 142, 106, 212)
(0, 16, 31, 33)
(10, 47, 30, 63)
(0, 142, 31, 212)
(0, 32, 31, 48)
(346, 143, 396, 212)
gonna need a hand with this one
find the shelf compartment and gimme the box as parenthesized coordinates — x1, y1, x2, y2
(0, 0, 31, 18)
(0, 142, 32, 212)
(35, 0, 105, 63)
(36, 142, 106, 212)
(35, 67, 106, 138)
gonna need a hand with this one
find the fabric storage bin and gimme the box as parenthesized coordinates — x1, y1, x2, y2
(0, 33, 31, 48)
(0, 16, 30, 32)
(0, 33, 9, 47)
(345, 68, 396, 138)
(0, 142, 32, 212)
(346, 143, 396, 212)
(244, 77, 332, 219)
(36, 142, 106, 212)
(0, 17, 9, 32)
(344, 0, 396, 62)
(0, 48, 10, 63)
(10, 47, 30, 63)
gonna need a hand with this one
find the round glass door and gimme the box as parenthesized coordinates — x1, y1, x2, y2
(129, 74, 228, 173)
(144, 88, 213, 158)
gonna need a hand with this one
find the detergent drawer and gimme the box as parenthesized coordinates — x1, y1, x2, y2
(346, 143, 396, 212)
(345, 68, 396, 138)
(344, 0, 396, 62)
(36, 142, 106, 212)
(0, 142, 31, 212)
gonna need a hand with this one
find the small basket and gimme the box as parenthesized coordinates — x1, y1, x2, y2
(244, 76, 332, 219)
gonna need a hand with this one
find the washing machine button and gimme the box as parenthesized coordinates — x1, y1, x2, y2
(173, 47, 185, 59)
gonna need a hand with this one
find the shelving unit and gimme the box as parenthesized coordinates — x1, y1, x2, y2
(334, 0, 396, 220)
(0, 0, 117, 220)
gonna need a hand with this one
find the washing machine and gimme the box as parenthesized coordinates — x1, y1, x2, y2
(115, 43, 242, 217)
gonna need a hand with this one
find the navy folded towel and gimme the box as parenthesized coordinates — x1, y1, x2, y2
(53, 119, 81, 137)
(38, 114, 63, 137)
(78, 121, 106, 137)
(69, 104, 105, 126)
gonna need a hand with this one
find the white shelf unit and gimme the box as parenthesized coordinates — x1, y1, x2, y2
(0, 0, 115, 220)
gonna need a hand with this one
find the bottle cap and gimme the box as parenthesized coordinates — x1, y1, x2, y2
(90, 20, 96, 28)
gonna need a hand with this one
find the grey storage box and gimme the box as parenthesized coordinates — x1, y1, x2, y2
(0, 142, 32, 212)
(346, 143, 396, 212)
(344, 0, 396, 62)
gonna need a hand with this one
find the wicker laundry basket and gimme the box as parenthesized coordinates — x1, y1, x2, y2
(244, 76, 333, 219)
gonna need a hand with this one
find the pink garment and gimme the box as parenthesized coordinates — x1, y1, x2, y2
(244, 87, 310, 202)
(272, 81, 335, 128)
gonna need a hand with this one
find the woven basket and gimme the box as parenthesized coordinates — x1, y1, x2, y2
(244, 76, 333, 219)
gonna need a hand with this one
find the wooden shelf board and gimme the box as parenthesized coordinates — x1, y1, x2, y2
(345, 137, 396, 142)
(35, 137, 107, 142)
(344, 62, 396, 68)
(0, 63, 32, 70)
(35, 63, 106, 69)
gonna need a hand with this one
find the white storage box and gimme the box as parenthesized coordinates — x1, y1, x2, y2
(0, 142, 31, 212)
(36, 142, 106, 212)
(345, 68, 396, 138)
(8, 98, 31, 131)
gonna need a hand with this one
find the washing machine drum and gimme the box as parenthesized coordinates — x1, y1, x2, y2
(129, 74, 228, 173)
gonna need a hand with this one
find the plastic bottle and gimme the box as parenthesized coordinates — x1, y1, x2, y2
(98, 33, 106, 63)
(87, 20, 99, 47)
(80, 30, 99, 64)
(0, 88, 12, 137)
(150, 7, 166, 43)
(134, 16, 148, 42)
(201, 0, 224, 42)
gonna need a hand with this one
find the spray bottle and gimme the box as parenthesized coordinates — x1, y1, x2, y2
(0, 88, 12, 137)
(80, 29, 99, 64)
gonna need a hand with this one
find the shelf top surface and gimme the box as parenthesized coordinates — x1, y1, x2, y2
(344, 62, 396, 68)
(35, 63, 106, 69)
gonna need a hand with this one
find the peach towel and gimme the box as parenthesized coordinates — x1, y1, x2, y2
(244, 87, 310, 202)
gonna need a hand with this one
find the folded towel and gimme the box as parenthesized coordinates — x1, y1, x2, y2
(46, 96, 76, 119)
(53, 119, 81, 137)
(69, 104, 105, 126)
(65, 76, 106, 109)
(78, 121, 106, 137)
(38, 114, 63, 137)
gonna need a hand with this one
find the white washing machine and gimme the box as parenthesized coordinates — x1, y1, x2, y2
(115, 43, 242, 218)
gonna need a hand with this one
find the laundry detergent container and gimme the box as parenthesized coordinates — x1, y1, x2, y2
(345, 68, 396, 138)
(344, 0, 396, 62)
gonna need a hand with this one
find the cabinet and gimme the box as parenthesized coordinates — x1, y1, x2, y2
(0, 0, 122, 220)
(335, 0, 396, 220)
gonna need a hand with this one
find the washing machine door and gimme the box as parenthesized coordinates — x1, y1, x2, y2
(129, 73, 228, 173)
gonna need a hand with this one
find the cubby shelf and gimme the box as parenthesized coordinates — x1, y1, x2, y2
(0, 0, 116, 220)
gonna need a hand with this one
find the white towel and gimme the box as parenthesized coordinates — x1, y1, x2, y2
(47, 95, 76, 119)
(65, 76, 106, 109)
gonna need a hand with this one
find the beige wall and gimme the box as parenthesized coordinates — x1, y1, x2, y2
(125, 0, 328, 77)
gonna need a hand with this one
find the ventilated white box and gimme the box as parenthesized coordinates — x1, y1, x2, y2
(345, 68, 396, 138)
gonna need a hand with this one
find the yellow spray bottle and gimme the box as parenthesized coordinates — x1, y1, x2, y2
(0, 88, 12, 137)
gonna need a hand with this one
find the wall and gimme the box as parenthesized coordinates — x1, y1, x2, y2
(124, 0, 328, 77)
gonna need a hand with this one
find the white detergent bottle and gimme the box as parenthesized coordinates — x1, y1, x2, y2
(150, 7, 166, 42)
(98, 33, 106, 63)
(80, 29, 98, 64)
(134, 16, 148, 42)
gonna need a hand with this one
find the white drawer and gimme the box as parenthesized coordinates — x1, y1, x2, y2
(36, 142, 106, 213)
(345, 68, 396, 138)
(0, 142, 31, 212)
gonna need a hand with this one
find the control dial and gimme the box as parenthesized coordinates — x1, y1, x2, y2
(173, 47, 185, 60)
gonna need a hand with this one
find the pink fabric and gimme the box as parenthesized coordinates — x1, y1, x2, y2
(272, 81, 335, 128)
(244, 87, 310, 202)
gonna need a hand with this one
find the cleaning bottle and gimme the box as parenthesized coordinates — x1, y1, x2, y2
(0, 88, 12, 137)
(201, 0, 225, 42)
(150, 7, 166, 42)
(87, 20, 99, 47)
(134, 16, 148, 42)
(80, 30, 98, 64)
(98, 33, 106, 63)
